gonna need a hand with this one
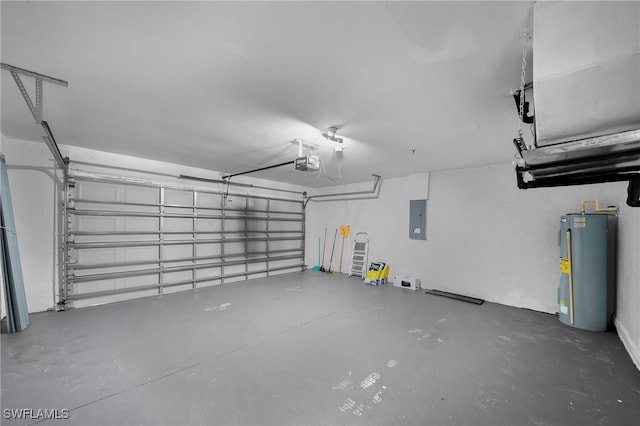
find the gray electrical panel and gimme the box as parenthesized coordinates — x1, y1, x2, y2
(409, 199, 427, 240)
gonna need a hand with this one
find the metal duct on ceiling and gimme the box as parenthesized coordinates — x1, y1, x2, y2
(513, 1, 640, 206)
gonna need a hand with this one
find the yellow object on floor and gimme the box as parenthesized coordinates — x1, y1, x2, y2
(364, 261, 389, 286)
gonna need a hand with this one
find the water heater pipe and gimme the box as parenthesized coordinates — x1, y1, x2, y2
(579, 199, 618, 215)
(565, 228, 575, 325)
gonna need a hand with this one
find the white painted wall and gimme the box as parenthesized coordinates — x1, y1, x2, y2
(615, 200, 640, 369)
(1, 137, 60, 314)
(0, 133, 5, 319)
(304, 173, 429, 275)
(305, 163, 639, 368)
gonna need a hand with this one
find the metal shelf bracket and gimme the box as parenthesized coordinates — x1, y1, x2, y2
(1, 63, 68, 124)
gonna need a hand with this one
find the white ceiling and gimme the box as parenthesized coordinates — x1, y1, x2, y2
(1, 1, 534, 188)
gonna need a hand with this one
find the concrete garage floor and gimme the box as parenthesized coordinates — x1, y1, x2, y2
(2, 271, 639, 426)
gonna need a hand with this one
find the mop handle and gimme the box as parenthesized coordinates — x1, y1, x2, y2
(321, 228, 327, 266)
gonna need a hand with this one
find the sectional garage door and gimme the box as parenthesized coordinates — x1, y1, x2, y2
(62, 171, 305, 308)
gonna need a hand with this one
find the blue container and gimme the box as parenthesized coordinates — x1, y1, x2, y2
(558, 214, 616, 331)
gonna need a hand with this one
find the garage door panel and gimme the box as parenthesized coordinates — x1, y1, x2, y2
(223, 220, 244, 232)
(125, 217, 160, 232)
(248, 261, 268, 272)
(195, 267, 222, 280)
(247, 221, 267, 233)
(247, 198, 268, 210)
(163, 283, 196, 295)
(123, 186, 158, 204)
(73, 289, 159, 309)
(162, 270, 193, 283)
(196, 192, 222, 208)
(64, 174, 304, 308)
(195, 243, 221, 257)
(76, 216, 118, 232)
(162, 245, 192, 260)
(163, 217, 193, 233)
(223, 241, 245, 255)
(77, 181, 118, 201)
(164, 188, 193, 206)
(195, 218, 222, 232)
